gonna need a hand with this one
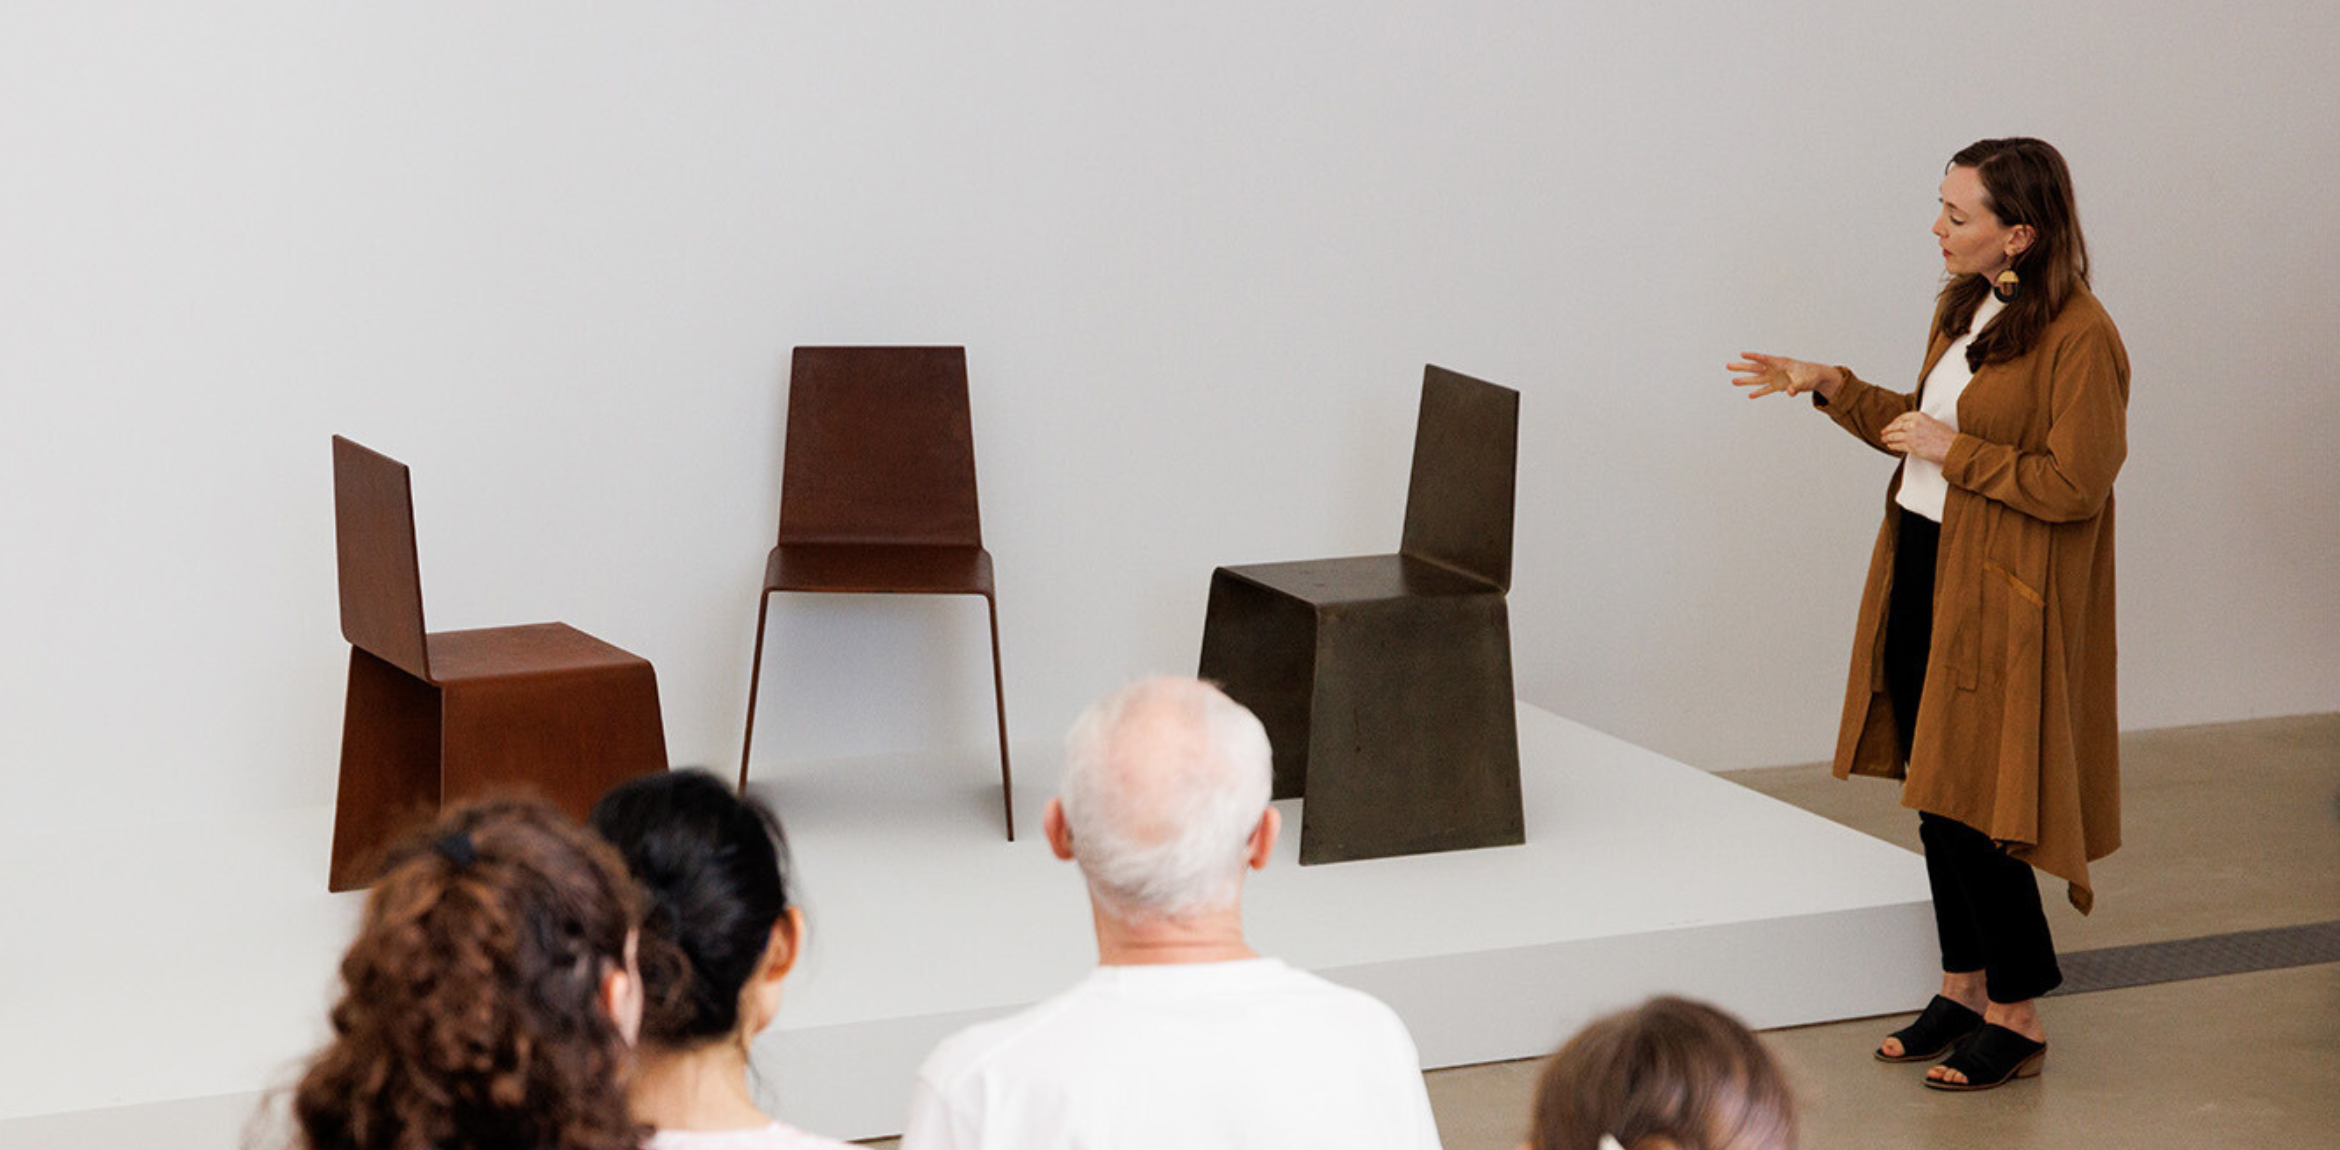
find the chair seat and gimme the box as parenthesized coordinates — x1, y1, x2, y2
(766, 543, 995, 596)
(1218, 552, 1500, 607)
(425, 622, 649, 684)
(334, 622, 666, 891)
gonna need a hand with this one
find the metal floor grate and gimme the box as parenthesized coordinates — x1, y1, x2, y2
(2049, 920, 2340, 996)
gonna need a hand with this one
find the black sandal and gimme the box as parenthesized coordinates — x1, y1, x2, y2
(1924, 1024, 2046, 1091)
(1874, 995, 1985, 1063)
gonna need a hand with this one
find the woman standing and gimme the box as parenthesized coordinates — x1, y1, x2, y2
(1730, 137, 2127, 1091)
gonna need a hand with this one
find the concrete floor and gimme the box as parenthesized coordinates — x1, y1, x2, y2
(1423, 712, 2340, 1150)
(864, 712, 2340, 1149)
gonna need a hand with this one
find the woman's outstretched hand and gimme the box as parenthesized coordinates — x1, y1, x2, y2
(1729, 352, 1843, 401)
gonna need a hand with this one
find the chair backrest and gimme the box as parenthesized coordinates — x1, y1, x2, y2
(777, 346, 984, 547)
(1398, 365, 1520, 591)
(332, 435, 432, 680)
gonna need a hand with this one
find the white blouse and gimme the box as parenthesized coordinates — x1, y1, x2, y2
(1895, 292, 2006, 523)
(647, 1121, 854, 1150)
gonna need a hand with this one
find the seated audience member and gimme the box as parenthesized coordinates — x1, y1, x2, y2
(591, 769, 853, 1150)
(901, 676, 1444, 1150)
(1526, 996, 1795, 1150)
(290, 799, 645, 1150)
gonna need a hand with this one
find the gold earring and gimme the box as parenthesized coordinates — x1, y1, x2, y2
(1993, 268, 2020, 302)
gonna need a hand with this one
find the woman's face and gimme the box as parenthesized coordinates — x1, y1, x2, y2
(1933, 164, 2029, 280)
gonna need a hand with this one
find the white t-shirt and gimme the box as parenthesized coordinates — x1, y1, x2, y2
(647, 1121, 855, 1150)
(900, 957, 1443, 1150)
(1896, 292, 2007, 523)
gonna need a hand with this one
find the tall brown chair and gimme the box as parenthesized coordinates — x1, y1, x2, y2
(738, 346, 1014, 839)
(329, 435, 668, 891)
(1198, 365, 1523, 864)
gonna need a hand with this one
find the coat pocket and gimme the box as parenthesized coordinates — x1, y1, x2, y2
(1980, 560, 2048, 696)
(1983, 560, 2046, 608)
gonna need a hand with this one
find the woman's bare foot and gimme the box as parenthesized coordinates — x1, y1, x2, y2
(1879, 971, 1989, 1058)
(1928, 999, 2045, 1084)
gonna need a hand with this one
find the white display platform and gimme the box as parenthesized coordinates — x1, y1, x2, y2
(0, 703, 1935, 1146)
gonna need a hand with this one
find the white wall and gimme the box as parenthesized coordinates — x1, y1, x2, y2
(3, 1, 2335, 830)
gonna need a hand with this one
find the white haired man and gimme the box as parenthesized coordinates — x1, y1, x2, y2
(900, 676, 1443, 1150)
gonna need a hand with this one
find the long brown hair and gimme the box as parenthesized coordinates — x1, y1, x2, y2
(1527, 996, 1795, 1150)
(1935, 137, 2090, 370)
(291, 799, 644, 1150)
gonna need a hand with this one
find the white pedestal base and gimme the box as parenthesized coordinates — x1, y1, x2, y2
(0, 703, 1935, 1145)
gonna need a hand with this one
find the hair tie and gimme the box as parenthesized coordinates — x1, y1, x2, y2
(434, 830, 479, 869)
(1598, 1136, 1628, 1150)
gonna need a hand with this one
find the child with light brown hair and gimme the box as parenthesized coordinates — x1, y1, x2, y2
(1526, 996, 1795, 1150)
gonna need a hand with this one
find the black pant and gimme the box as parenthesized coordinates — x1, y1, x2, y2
(1886, 509, 2062, 1003)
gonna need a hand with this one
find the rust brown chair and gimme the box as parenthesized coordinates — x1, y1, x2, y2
(329, 435, 668, 891)
(738, 346, 1014, 838)
(1198, 365, 1523, 864)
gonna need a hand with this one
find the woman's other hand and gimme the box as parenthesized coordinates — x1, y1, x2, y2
(1882, 411, 1955, 462)
(1729, 352, 1844, 401)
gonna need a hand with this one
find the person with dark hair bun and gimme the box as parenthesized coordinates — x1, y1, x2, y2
(290, 798, 646, 1150)
(591, 769, 851, 1150)
(1732, 137, 2128, 1089)
(1526, 997, 1794, 1150)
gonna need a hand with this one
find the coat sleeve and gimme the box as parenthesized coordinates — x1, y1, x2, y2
(1940, 321, 2128, 523)
(1812, 368, 1916, 457)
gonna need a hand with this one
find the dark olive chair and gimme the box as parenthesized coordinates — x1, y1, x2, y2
(1198, 365, 1523, 864)
(328, 435, 668, 891)
(737, 346, 1013, 839)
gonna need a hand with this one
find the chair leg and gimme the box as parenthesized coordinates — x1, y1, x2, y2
(739, 592, 775, 793)
(984, 592, 1014, 841)
(1296, 594, 1524, 864)
(1198, 569, 1318, 800)
(438, 664, 667, 819)
(330, 648, 442, 892)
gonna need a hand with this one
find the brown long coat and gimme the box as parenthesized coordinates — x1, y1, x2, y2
(1817, 286, 2128, 912)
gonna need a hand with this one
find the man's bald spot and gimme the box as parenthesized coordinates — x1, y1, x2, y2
(1091, 688, 1236, 846)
